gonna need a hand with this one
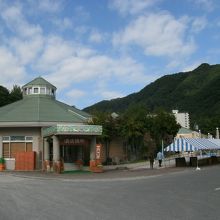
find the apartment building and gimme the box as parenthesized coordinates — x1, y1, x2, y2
(172, 110, 190, 129)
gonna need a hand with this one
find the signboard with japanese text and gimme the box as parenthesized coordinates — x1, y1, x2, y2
(96, 145, 101, 159)
(60, 138, 88, 146)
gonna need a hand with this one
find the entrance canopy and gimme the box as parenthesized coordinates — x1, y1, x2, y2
(165, 138, 220, 152)
(42, 124, 102, 137)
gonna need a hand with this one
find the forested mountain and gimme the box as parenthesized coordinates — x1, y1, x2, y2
(84, 63, 220, 134)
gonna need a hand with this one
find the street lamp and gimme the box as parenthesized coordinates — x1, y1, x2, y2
(216, 127, 219, 139)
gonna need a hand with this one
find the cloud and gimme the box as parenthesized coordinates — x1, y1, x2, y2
(1, 4, 42, 38)
(191, 17, 207, 33)
(113, 12, 196, 58)
(189, 0, 215, 12)
(74, 6, 90, 22)
(99, 90, 125, 100)
(111, 57, 148, 84)
(37, 0, 62, 13)
(0, 4, 44, 67)
(2, 0, 208, 109)
(182, 61, 204, 72)
(0, 46, 26, 87)
(52, 17, 73, 30)
(0, 3, 43, 85)
(110, 0, 159, 16)
(31, 33, 148, 90)
(9, 35, 44, 65)
(44, 55, 113, 89)
(1, 1, 148, 98)
(89, 30, 105, 43)
(93, 78, 126, 100)
(66, 89, 86, 99)
(36, 36, 74, 71)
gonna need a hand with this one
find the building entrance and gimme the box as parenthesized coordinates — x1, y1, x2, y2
(60, 145, 81, 163)
(59, 137, 90, 166)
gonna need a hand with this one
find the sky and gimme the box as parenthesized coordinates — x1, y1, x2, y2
(0, 0, 219, 109)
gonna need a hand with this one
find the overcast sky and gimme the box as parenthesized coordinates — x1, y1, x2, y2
(0, 0, 219, 109)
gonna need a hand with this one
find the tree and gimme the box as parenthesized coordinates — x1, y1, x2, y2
(90, 108, 180, 163)
(120, 104, 149, 160)
(0, 86, 10, 107)
(89, 111, 120, 163)
(0, 85, 22, 107)
(148, 111, 180, 151)
(198, 116, 220, 137)
(144, 133, 156, 169)
(9, 85, 22, 103)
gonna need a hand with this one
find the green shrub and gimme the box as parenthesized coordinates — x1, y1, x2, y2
(0, 158, 5, 164)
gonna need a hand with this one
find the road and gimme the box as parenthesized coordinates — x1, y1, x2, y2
(0, 166, 220, 220)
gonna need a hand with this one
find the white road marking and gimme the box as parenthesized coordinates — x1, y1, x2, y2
(214, 187, 220, 191)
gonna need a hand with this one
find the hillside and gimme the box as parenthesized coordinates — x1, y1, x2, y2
(84, 63, 220, 132)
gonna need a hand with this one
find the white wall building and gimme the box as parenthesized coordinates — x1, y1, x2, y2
(172, 110, 190, 129)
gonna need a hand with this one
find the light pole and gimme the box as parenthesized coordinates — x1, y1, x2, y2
(216, 127, 219, 139)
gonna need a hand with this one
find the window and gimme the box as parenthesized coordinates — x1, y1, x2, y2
(33, 88, 39, 93)
(11, 136, 25, 141)
(2, 136, 10, 142)
(25, 136, 33, 142)
(3, 143, 9, 158)
(28, 88, 32, 94)
(2, 136, 33, 158)
(40, 87, 46, 94)
(46, 88, 50, 95)
(24, 88, 27, 95)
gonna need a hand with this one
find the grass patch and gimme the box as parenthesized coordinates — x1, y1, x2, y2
(62, 170, 91, 174)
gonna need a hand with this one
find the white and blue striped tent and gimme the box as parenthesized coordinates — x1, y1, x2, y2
(165, 138, 220, 152)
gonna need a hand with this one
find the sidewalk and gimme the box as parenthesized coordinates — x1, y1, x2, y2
(104, 158, 176, 171)
(0, 167, 187, 181)
(0, 159, 182, 181)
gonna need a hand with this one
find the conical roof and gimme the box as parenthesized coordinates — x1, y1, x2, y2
(0, 77, 91, 125)
(22, 77, 56, 90)
(0, 95, 91, 123)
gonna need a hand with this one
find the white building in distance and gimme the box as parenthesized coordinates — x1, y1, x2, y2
(172, 110, 190, 129)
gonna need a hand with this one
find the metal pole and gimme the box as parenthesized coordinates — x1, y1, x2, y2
(162, 139, 165, 167)
(216, 127, 219, 139)
(196, 152, 201, 171)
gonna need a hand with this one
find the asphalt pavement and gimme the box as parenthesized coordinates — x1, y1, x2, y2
(0, 165, 219, 220)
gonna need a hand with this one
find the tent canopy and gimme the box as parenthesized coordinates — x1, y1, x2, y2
(165, 138, 220, 152)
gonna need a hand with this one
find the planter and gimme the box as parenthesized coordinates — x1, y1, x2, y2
(89, 160, 104, 173)
(175, 157, 186, 167)
(0, 158, 5, 171)
(0, 163, 5, 171)
(189, 157, 197, 167)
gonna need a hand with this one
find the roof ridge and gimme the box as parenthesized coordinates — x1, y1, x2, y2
(22, 76, 56, 89)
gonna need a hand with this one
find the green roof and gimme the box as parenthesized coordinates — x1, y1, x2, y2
(43, 124, 102, 137)
(22, 77, 56, 89)
(177, 127, 194, 134)
(0, 95, 91, 123)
